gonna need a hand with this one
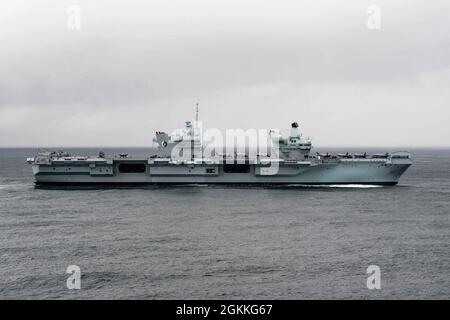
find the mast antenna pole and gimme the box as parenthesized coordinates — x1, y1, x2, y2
(196, 103, 199, 122)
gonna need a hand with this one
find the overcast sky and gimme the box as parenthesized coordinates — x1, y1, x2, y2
(1, 0, 449, 147)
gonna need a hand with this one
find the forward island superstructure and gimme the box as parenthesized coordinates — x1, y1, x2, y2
(27, 118, 412, 185)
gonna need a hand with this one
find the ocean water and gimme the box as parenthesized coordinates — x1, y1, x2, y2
(0, 147, 449, 299)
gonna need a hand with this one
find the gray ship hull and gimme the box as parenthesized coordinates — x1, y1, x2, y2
(31, 157, 412, 186)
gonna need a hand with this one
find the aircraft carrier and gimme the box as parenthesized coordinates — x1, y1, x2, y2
(26, 115, 412, 186)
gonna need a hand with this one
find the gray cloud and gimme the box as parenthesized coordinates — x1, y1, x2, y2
(1, 0, 449, 147)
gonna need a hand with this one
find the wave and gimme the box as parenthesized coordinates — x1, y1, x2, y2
(283, 184, 383, 188)
(0, 182, 31, 191)
(328, 184, 383, 188)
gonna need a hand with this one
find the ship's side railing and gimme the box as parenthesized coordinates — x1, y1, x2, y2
(28, 149, 73, 165)
(389, 151, 412, 159)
